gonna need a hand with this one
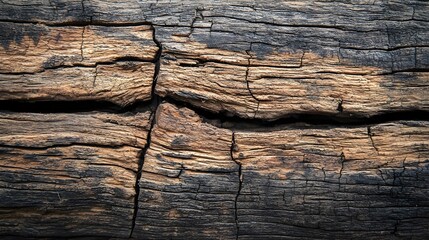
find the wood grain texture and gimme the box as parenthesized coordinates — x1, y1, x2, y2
(0, 0, 428, 239)
(1, 1, 428, 117)
(132, 103, 429, 239)
(0, 111, 152, 238)
(133, 103, 238, 239)
(0, 61, 154, 106)
(0, 23, 157, 73)
(233, 122, 429, 239)
(153, 1, 429, 119)
(0, 22, 157, 105)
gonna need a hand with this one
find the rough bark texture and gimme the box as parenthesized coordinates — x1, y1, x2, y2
(0, 0, 428, 239)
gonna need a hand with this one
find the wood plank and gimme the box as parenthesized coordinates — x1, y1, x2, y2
(0, 22, 157, 105)
(155, 2, 429, 119)
(0, 111, 152, 238)
(0, 1, 428, 238)
(133, 103, 429, 239)
(133, 103, 238, 239)
(0, 62, 154, 106)
(0, 22, 157, 73)
(1, 1, 428, 116)
(233, 122, 429, 238)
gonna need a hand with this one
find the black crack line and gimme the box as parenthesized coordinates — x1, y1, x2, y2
(230, 132, 242, 240)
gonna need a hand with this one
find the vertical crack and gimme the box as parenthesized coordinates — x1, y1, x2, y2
(129, 107, 157, 238)
(299, 51, 305, 68)
(129, 24, 163, 238)
(245, 49, 260, 118)
(92, 65, 98, 88)
(150, 25, 163, 102)
(81, 0, 85, 16)
(337, 98, 343, 112)
(394, 158, 407, 193)
(378, 168, 387, 185)
(80, 26, 85, 62)
(414, 47, 418, 69)
(367, 126, 379, 154)
(188, 7, 204, 37)
(338, 152, 346, 189)
(230, 132, 242, 240)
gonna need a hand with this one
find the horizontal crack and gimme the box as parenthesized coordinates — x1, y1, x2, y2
(0, 142, 138, 151)
(0, 19, 154, 27)
(0, 97, 428, 128)
(0, 58, 155, 76)
(162, 97, 429, 129)
(0, 99, 153, 113)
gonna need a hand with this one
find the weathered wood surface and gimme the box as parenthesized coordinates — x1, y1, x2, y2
(1, 1, 428, 118)
(132, 103, 429, 239)
(0, 23, 157, 73)
(0, 62, 154, 106)
(0, 0, 429, 239)
(0, 111, 152, 238)
(234, 121, 429, 239)
(153, 1, 429, 119)
(0, 22, 157, 105)
(133, 103, 237, 239)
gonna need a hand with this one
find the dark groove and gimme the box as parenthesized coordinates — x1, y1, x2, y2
(129, 25, 163, 238)
(0, 59, 154, 76)
(0, 98, 428, 129)
(0, 18, 153, 27)
(0, 100, 151, 114)
(0, 143, 131, 151)
(161, 97, 429, 129)
(128, 108, 156, 238)
(0, 234, 116, 239)
(230, 132, 242, 240)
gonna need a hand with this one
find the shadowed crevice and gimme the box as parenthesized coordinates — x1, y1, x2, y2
(129, 24, 163, 238)
(230, 132, 242, 240)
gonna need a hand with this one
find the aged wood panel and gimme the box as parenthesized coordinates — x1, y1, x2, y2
(133, 103, 238, 239)
(233, 122, 429, 239)
(1, 1, 428, 117)
(0, 62, 154, 106)
(157, 50, 429, 119)
(0, 22, 157, 105)
(154, 1, 429, 119)
(0, 0, 428, 239)
(132, 103, 429, 239)
(0, 22, 157, 73)
(0, 111, 152, 238)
